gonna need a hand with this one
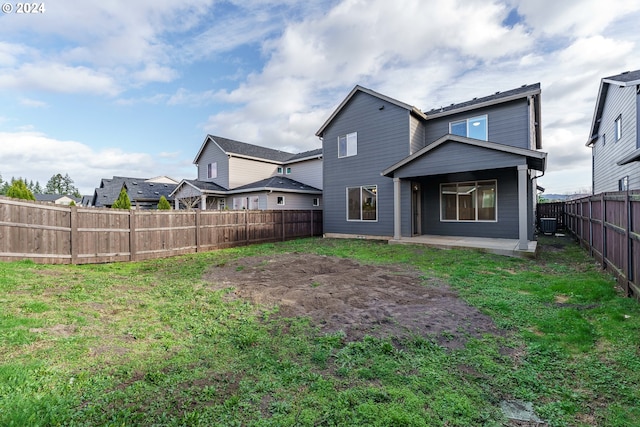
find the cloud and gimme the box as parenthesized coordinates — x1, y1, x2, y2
(0, 131, 194, 194)
(20, 98, 47, 108)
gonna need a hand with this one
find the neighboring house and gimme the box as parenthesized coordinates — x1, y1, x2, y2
(91, 176, 178, 209)
(34, 194, 80, 205)
(316, 84, 546, 251)
(171, 135, 322, 210)
(587, 69, 640, 193)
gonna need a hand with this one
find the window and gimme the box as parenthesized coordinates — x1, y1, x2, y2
(207, 162, 217, 179)
(615, 115, 622, 141)
(346, 185, 377, 221)
(232, 197, 247, 210)
(277, 167, 283, 174)
(286, 167, 292, 174)
(450, 115, 488, 141)
(602, 134, 606, 147)
(313, 198, 320, 207)
(440, 180, 496, 222)
(619, 176, 629, 191)
(277, 196, 285, 205)
(338, 132, 357, 158)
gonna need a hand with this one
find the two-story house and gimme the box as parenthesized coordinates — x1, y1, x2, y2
(316, 84, 546, 253)
(171, 135, 323, 210)
(587, 69, 640, 193)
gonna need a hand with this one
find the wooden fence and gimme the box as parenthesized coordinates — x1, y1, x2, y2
(0, 197, 323, 265)
(536, 201, 566, 229)
(564, 191, 640, 301)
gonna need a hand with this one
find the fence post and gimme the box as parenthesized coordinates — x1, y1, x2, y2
(310, 210, 313, 237)
(626, 191, 632, 296)
(129, 209, 137, 262)
(601, 193, 606, 270)
(195, 210, 201, 253)
(70, 205, 78, 264)
(245, 209, 249, 244)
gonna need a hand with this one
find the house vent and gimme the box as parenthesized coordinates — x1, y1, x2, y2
(137, 190, 143, 194)
(132, 181, 137, 185)
(154, 191, 159, 195)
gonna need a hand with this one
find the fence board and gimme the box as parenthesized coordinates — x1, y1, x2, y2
(564, 191, 640, 302)
(0, 197, 322, 264)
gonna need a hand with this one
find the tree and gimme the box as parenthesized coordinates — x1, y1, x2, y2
(112, 187, 131, 209)
(6, 179, 35, 201)
(157, 196, 171, 210)
(45, 173, 81, 198)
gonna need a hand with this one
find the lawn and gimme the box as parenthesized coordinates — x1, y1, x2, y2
(1, 234, 639, 426)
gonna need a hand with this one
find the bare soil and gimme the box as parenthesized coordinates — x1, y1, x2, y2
(204, 254, 503, 348)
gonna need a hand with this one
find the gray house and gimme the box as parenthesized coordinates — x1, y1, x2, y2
(91, 176, 178, 209)
(171, 135, 322, 210)
(316, 84, 546, 251)
(587, 69, 640, 193)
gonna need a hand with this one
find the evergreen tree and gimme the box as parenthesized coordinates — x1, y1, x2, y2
(112, 187, 131, 209)
(33, 181, 43, 194)
(6, 180, 36, 200)
(157, 196, 171, 210)
(45, 173, 81, 197)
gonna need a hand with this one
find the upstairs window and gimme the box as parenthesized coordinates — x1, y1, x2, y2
(207, 162, 217, 179)
(615, 115, 622, 141)
(286, 167, 292, 174)
(277, 167, 283, 174)
(338, 132, 357, 158)
(277, 196, 285, 205)
(450, 115, 488, 141)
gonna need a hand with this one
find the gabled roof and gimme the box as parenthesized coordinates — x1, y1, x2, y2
(287, 148, 323, 162)
(587, 69, 640, 146)
(169, 179, 228, 198)
(34, 194, 79, 203)
(228, 176, 321, 194)
(424, 83, 541, 118)
(92, 176, 177, 207)
(382, 134, 547, 177)
(194, 135, 295, 164)
(315, 85, 426, 137)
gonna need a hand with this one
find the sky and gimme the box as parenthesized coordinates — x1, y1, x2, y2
(1, 0, 639, 195)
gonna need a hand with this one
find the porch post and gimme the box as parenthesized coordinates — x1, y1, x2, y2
(201, 194, 207, 211)
(174, 198, 179, 210)
(517, 164, 529, 250)
(393, 177, 401, 240)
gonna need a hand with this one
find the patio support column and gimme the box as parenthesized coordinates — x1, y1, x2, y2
(517, 164, 529, 250)
(201, 194, 207, 210)
(393, 177, 401, 240)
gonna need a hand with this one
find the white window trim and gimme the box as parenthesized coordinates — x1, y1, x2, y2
(345, 185, 378, 222)
(277, 167, 284, 174)
(276, 196, 285, 206)
(313, 198, 320, 207)
(439, 180, 498, 222)
(286, 167, 292, 174)
(338, 132, 358, 158)
(615, 115, 622, 141)
(449, 115, 488, 141)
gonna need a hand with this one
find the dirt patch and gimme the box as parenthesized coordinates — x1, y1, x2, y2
(204, 254, 503, 348)
(30, 324, 76, 337)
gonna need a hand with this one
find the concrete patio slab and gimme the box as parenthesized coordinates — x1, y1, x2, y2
(388, 235, 537, 258)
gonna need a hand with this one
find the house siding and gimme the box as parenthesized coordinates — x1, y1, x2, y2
(593, 84, 639, 193)
(392, 142, 528, 179)
(409, 115, 426, 154)
(420, 168, 520, 239)
(284, 158, 323, 189)
(322, 91, 411, 236)
(197, 142, 230, 189)
(228, 157, 279, 189)
(424, 99, 530, 148)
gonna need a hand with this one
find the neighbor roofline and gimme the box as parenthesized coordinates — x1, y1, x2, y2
(225, 187, 322, 195)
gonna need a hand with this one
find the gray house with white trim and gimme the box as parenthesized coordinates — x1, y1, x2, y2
(316, 84, 546, 251)
(587, 69, 640, 193)
(171, 135, 322, 210)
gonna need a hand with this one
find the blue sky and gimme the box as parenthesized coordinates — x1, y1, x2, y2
(1, 0, 639, 195)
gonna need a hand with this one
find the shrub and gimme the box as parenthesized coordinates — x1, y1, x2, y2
(6, 180, 35, 201)
(157, 196, 171, 210)
(112, 187, 131, 209)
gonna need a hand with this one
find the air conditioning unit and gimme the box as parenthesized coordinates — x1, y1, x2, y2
(539, 217, 557, 235)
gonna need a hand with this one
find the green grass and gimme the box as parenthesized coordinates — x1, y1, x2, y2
(1, 235, 639, 426)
